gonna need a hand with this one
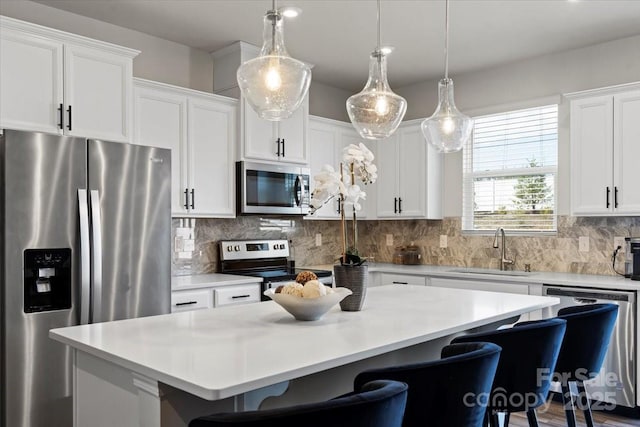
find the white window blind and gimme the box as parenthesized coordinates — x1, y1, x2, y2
(462, 104, 558, 232)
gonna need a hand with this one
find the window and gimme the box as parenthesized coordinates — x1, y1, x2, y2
(462, 105, 558, 233)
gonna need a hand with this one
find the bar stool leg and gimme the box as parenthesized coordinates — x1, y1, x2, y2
(526, 408, 540, 427)
(503, 412, 510, 427)
(561, 384, 578, 427)
(576, 381, 595, 427)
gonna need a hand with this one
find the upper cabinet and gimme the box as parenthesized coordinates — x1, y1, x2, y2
(241, 95, 309, 165)
(569, 85, 640, 216)
(307, 116, 373, 219)
(0, 16, 138, 142)
(133, 79, 237, 218)
(375, 121, 443, 219)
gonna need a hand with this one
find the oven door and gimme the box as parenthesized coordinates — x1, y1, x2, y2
(237, 161, 310, 215)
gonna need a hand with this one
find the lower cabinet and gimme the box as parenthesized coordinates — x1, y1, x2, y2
(171, 289, 213, 313)
(379, 273, 427, 286)
(171, 283, 261, 313)
(214, 284, 261, 307)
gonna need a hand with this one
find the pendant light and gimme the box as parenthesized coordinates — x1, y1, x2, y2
(346, 0, 407, 140)
(421, 0, 474, 153)
(237, 0, 311, 121)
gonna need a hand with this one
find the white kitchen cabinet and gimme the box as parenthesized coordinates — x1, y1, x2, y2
(171, 289, 213, 313)
(380, 273, 426, 286)
(0, 16, 138, 142)
(307, 116, 372, 219)
(214, 284, 261, 307)
(376, 121, 443, 219)
(569, 85, 640, 216)
(241, 95, 309, 165)
(134, 79, 237, 217)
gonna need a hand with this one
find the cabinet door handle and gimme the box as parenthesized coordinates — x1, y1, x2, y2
(276, 138, 281, 157)
(58, 103, 64, 129)
(606, 187, 610, 208)
(175, 301, 197, 306)
(398, 197, 403, 214)
(190, 189, 195, 209)
(614, 186, 619, 208)
(184, 188, 189, 209)
(337, 199, 341, 214)
(66, 105, 72, 131)
(394, 197, 398, 214)
(281, 138, 285, 157)
(231, 294, 251, 299)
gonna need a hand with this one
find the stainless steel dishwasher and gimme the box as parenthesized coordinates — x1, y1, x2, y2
(542, 285, 636, 409)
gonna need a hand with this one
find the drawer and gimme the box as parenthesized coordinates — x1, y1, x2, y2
(380, 273, 426, 286)
(214, 284, 261, 307)
(171, 289, 212, 312)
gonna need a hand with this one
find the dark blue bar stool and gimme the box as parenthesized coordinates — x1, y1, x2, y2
(452, 318, 567, 427)
(188, 379, 408, 427)
(555, 303, 619, 427)
(353, 342, 502, 427)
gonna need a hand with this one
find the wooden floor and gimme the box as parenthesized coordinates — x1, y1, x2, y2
(509, 401, 640, 426)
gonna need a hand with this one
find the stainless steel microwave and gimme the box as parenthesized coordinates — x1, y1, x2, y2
(237, 161, 310, 215)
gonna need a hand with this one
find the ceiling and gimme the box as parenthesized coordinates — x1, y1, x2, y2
(33, 0, 640, 91)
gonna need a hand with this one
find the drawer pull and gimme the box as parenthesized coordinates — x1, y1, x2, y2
(175, 301, 198, 306)
(392, 281, 408, 285)
(231, 294, 251, 299)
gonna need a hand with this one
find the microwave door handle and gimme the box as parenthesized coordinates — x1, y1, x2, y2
(294, 175, 301, 207)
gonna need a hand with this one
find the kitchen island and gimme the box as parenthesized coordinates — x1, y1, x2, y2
(50, 284, 558, 427)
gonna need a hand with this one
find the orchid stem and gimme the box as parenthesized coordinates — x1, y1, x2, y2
(340, 164, 347, 264)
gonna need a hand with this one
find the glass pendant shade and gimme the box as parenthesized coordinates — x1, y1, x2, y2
(421, 78, 474, 153)
(346, 52, 407, 140)
(237, 10, 311, 121)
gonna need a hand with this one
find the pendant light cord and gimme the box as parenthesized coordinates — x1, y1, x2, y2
(271, 0, 277, 52)
(377, 0, 381, 52)
(444, 0, 449, 79)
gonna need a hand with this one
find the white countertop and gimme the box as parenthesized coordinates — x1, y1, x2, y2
(366, 263, 640, 291)
(172, 273, 262, 291)
(50, 285, 557, 401)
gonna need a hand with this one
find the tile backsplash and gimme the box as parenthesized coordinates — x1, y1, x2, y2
(172, 216, 640, 277)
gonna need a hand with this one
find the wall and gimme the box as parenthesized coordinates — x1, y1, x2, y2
(173, 216, 640, 278)
(395, 34, 640, 217)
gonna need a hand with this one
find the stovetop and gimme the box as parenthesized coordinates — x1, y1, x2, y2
(229, 267, 332, 282)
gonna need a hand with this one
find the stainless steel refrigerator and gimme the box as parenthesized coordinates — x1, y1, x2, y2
(0, 129, 172, 427)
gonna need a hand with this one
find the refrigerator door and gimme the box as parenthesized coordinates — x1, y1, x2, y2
(1, 129, 86, 427)
(87, 140, 171, 322)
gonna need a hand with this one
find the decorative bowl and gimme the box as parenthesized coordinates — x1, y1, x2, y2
(263, 287, 353, 321)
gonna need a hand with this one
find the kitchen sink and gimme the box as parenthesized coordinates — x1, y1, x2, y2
(447, 268, 533, 277)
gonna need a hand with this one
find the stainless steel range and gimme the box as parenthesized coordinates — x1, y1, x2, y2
(219, 239, 332, 300)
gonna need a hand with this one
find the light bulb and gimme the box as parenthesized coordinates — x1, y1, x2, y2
(374, 96, 390, 116)
(265, 65, 282, 91)
(441, 116, 455, 135)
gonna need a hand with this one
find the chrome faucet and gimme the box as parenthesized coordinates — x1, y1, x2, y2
(493, 227, 514, 271)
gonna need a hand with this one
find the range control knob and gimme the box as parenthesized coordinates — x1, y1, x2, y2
(234, 245, 240, 251)
(279, 244, 285, 249)
(273, 244, 278, 250)
(226, 245, 233, 252)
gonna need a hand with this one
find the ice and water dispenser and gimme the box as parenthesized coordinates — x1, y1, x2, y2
(23, 248, 72, 312)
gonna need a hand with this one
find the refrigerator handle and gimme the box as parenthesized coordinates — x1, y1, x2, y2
(78, 189, 91, 325)
(90, 190, 103, 323)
